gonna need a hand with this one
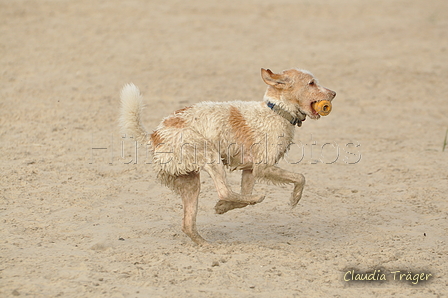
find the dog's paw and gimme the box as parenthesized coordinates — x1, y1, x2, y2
(215, 200, 249, 214)
(248, 194, 265, 205)
(290, 184, 304, 208)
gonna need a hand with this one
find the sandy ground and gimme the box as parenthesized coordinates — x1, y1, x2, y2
(1, 0, 448, 297)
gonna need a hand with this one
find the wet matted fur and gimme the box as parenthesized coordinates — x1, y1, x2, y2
(119, 68, 336, 245)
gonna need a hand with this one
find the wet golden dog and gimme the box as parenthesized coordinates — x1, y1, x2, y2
(119, 68, 336, 245)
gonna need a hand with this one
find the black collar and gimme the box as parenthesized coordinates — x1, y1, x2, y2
(266, 101, 304, 127)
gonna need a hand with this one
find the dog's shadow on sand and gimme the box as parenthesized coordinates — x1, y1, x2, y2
(197, 203, 347, 247)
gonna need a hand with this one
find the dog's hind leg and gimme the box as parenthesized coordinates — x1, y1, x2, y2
(173, 171, 207, 245)
(203, 164, 264, 214)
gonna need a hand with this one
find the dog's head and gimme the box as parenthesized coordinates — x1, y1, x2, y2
(261, 68, 336, 120)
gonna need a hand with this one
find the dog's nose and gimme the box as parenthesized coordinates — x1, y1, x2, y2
(329, 90, 336, 99)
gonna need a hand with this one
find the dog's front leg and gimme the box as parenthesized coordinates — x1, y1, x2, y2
(254, 165, 305, 207)
(203, 164, 264, 214)
(241, 169, 255, 196)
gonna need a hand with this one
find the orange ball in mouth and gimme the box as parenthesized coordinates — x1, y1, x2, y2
(312, 100, 332, 116)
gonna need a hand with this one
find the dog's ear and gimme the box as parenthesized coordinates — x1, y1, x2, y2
(261, 68, 290, 88)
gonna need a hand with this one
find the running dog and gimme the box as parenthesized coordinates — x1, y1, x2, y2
(119, 68, 336, 245)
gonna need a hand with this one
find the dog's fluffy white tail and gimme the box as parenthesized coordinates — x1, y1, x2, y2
(119, 83, 149, 143)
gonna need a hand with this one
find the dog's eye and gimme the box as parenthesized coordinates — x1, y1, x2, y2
(309, 81, 315, 86)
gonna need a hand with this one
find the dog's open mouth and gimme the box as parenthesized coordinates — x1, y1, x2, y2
(311, 102, 318, 115)
(310, 101, 320, 118)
